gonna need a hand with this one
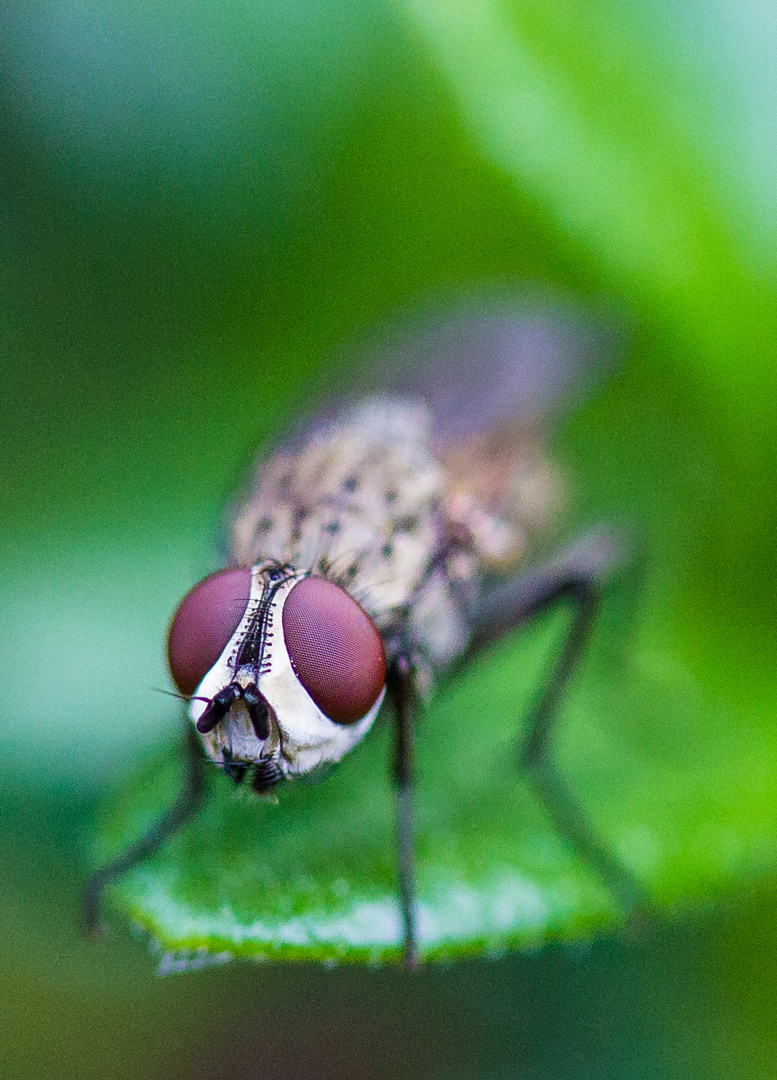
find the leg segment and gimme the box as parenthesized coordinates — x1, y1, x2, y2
(82, 720, 206, 937)
(386, 653, 420, 970)
(466, 528, 646, 912)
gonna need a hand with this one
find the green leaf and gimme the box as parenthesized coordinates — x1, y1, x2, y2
(94, 563, 777, 966)
(90, 327, 777, 964)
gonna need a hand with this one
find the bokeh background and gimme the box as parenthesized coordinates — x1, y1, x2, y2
(2, 1, 777, 1077)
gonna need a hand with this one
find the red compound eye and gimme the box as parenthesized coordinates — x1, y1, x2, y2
(167, 568, 252, 696)
(282, 576, 386, 724)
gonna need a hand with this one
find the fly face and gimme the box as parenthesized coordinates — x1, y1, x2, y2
(167, 562, 386, 790)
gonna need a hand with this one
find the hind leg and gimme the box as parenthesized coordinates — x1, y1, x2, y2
(466, 528, 648, 912)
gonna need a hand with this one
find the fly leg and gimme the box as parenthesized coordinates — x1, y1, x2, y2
(386, 653, 420, 970)
(82, 720, 206, 937)
(466, 527, 647, 914)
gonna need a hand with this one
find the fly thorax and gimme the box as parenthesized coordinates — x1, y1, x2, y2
(223, 395, 532, 689)
(229, 398, 451, 625)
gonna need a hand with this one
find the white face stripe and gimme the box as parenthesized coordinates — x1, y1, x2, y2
(190, 565, 385, 777)
(188, 564, 274, 730)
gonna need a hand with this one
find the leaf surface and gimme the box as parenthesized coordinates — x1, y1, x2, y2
(97, 563, 777, 965)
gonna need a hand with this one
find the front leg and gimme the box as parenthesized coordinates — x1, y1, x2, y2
(386, 653, 420, 970)
(466, 527, 648, 913)
(82, 720, 206, 937)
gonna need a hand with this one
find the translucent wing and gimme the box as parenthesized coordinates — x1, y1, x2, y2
(334, 289, 621, 446)
(326, 291, 623, 566)
(227, 289, 623, 580)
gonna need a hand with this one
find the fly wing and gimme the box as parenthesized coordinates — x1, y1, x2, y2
(338, 291, 621, 446)
(227, 292, 623, 573)
(334, 292, 623, 566)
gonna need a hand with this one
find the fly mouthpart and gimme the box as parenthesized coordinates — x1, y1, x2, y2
(195, 682, 242, 734)
(195, 680, 276, 744)
(242, 682, 274, 741)
(252, 757, 284, 793)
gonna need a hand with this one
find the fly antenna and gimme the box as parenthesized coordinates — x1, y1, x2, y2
(151, 687, 211, 704)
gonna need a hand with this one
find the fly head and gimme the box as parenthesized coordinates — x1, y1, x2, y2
(167, 564, 387, 784)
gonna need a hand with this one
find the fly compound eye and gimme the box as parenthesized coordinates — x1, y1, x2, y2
(282, 576, 386, 724)
(167, 568, 253, 696)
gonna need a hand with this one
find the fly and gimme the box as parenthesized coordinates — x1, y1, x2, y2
(84, 297, 644, 967)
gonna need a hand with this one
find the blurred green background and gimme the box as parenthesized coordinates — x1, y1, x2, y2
(2, 0, 777, 1076)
